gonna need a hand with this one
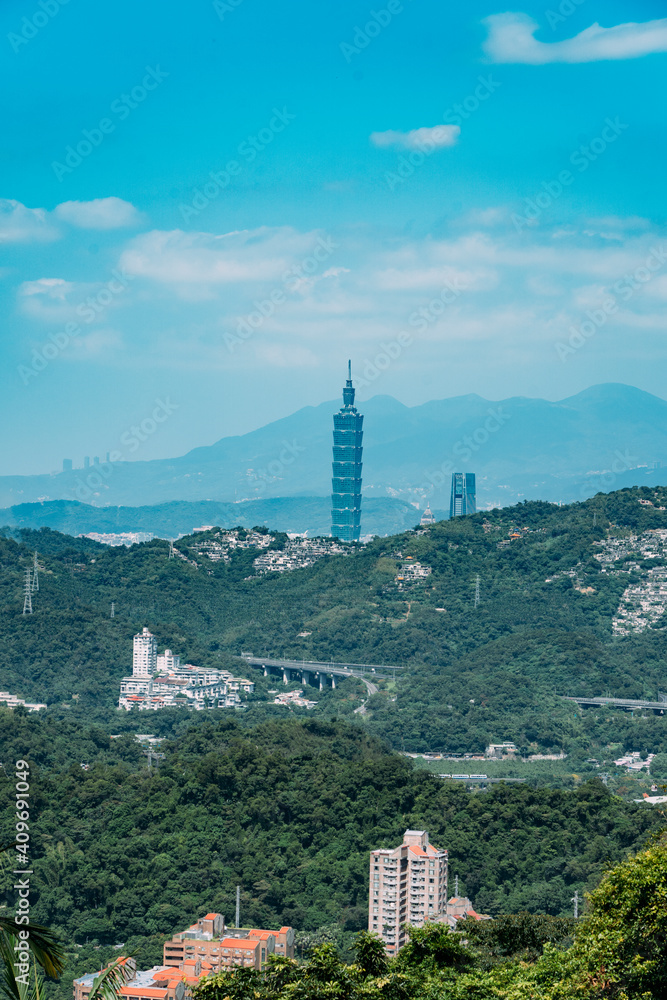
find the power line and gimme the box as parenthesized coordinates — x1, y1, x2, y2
(31, 551, 39, 592)
(22, 568, 33, 615)
(474, 574, 480, 608)
(110, 602, 115, 618)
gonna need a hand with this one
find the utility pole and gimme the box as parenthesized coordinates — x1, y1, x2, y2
(22, 568, 33, 615)
(571, 890, 579, 919)
(474, 574, 480, 608)
(32, 552, 39, 592)
(235, 885, 240, 928)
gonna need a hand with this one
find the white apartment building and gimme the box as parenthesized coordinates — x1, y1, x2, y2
(156, 648, 180, 671)
(133, 627, 157, 677)
(368, 829, 448, 954)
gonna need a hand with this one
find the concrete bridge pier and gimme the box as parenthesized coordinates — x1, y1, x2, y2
(282, 668, 291, 685)
(262, 665, 268, 677)
(319, 673, 326, 691)
(302, 670, 310, 687)
(331, 675, 336, 689)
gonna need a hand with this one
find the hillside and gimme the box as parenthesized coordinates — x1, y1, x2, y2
(0, 713, 660, 1000)
(2, 383, 667, 510)
(3, 486, 667, 764)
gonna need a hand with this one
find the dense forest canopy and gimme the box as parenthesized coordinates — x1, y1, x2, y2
(0, 715, 662, 1000)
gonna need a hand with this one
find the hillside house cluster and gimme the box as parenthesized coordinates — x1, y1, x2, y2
(190, 528, 272, 563)
(74, 915, 295, 1000)
(395, 558, 432, 587)
(253, 536, 348, 575)
(613, 751, 656, 771)
(119, 628, 254, 711)
(273, 689, 318, 709)
(593, 529, 667, 634)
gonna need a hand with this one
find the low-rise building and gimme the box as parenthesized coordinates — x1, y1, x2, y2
(0, 691, 47, 712)
(163, 913, 295, 970)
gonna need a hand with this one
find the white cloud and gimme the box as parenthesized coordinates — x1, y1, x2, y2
(0, 199, 59, 243)
(370, 125, 460, 151)
(482, 13, 667, 64)
(54, 197, 143, 230)
(118, 226, 331, 288)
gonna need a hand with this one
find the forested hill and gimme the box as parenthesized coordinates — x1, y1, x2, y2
(0, 712, 660, 1000)
(2, 486, 667, 756)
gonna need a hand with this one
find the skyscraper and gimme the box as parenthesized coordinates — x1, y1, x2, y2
(331, 361, 363, 542)
(368, 830, 448, 955)
(449, 473, 476, 518)
(132, 627, 157, 677)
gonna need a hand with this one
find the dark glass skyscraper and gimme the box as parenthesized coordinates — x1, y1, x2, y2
(449, 473, 476, 518)
(331, 361, 363, 541)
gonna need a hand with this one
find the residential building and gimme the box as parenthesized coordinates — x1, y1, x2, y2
(119, 632, 254, 711)
(156, 649, 180, 671)
(449, 473, 476, 518)
(0, 691, 47, 712)
(73, 958, 137, 1000)
(133, 627, 158, 677)
(163, 913, 295, 970)
(369, 829, 448, 955)
(331, 361, 363, 543)
(62, 459, 73, 472)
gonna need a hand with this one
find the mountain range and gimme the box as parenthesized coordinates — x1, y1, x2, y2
(3, 384, 667, 522)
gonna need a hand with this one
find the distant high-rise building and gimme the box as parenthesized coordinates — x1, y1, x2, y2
(83, 456, 90, 469)
(331, 361, 363, 542)
(132, 627, 157, 677)
(449, 473, 476, 518)
(369, 830, 448, 954)
(62, 459, 73, 472)
(420, 505, 436, 526)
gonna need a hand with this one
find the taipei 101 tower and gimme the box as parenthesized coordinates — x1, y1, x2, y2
(331, 361, 363, 541)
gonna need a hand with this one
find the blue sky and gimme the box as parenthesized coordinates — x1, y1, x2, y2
(1, 0, 666, 474)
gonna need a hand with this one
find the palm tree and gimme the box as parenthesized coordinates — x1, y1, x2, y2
(0, 843, 64, 1000)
